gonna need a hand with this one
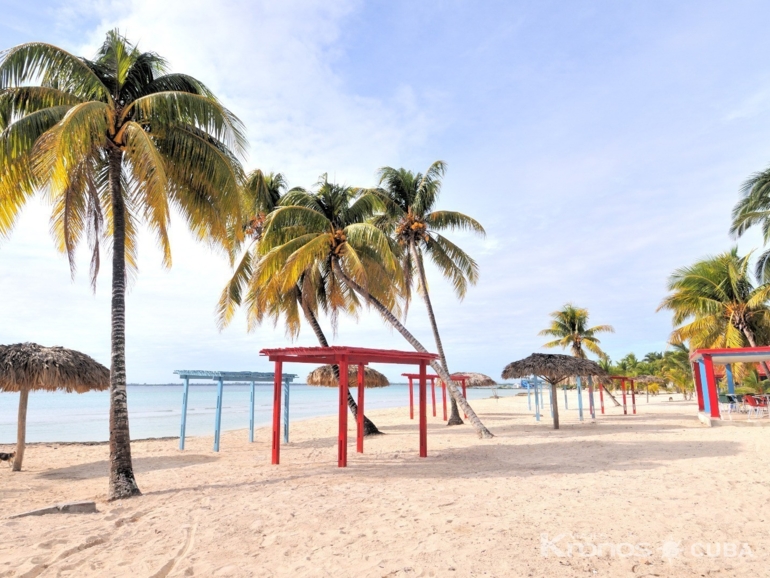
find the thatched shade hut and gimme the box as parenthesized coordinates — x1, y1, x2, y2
(0, 343, 109, 471)
(501, 353, 607, 429)
(633, 374, 666, 401)
(451, 372, 496, 387)
(307, 365, 390, 388)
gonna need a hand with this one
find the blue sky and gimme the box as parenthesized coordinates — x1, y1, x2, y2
(1, 0, 769, 382)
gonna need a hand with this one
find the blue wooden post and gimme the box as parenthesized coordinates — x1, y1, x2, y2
(698, 361, 711, 414)
(576, 376, 584, 421)
(725, 364, 735, 394)
(549, 384, 553, 417)
(179, 377, 190, 450)
(249, 380, 255, 443)
(214, 377, 224, 452)
(588, 376, 596, 419)
(534, 381, 541, 422)
(283, 378, 290, 443)
(564, 384, 568, 409)
(527, 381, 532, 410)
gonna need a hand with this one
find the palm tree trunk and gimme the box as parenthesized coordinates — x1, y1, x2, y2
(12, 387, 28, 471)
(601, 383, 622, 407)
(550, 382, 560, 429)
(332, 259, 493, 438)
(410, 244, 463, 425)
(740, 327, 770, 378)
(299, 289, 381, 435)
(107, 146, 140, 500)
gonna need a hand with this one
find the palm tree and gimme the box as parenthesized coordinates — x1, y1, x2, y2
(658, 248, 770, 376)
(376, 161, 485, 426)
(730, 167, 770, 280)
(0, 31, 245, 499)
(260, 177, 494, 438)
(217, 172, 383, 435)
(539, 304, 618, 407)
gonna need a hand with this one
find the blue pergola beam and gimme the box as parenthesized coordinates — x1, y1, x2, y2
(175, 369, 298, 451)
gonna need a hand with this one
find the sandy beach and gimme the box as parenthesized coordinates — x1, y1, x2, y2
(1, 394, 769, 577)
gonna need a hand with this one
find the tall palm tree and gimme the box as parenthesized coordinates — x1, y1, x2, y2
(658, 248, 770, 376)
(260, 177, 494, 438)
(539, 304, 618, 406)
(0, 31, 245, 499)
(217, 173, 382, 435)
(730, 167, 770, 280)
(376, 161, 485, 425)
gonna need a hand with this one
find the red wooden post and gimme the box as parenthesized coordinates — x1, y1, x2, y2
(408, 377, 414, 420)
(272, 360, 283, 465)
(441, 380, 447, 421)
(703, 355, 721, 419)
(338, 358, 349, 467)
(693, 362, 705, 411)
(621, 378, 627, 415)
(419, 362, 427, 458)
(431, 376, 436, 417)
(630, 379, 637, 414)
(598, 381, 605, 414)
(462, 378, 467, 418)
(357, 363, 365, 453)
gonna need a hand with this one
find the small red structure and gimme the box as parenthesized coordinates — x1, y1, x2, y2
(605, 376, 637, 415)
(261, 346, 439, 467)
(402, 373, 438, 419)
(402, 373, 469, 421)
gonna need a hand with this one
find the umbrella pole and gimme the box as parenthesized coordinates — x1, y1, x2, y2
(527, 382, 531, 410)
(214, 377, 224, 452)
(534, 381, 541, 422)
(13, 387, 28, 471)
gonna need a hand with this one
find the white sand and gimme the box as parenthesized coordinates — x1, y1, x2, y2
(1, 393, 769, 577)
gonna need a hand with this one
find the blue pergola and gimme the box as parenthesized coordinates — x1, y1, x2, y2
(174, 370, 297, 451)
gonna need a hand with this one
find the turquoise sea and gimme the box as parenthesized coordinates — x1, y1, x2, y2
(0, 384, 518, 444)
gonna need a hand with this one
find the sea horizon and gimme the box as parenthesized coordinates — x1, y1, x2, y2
(0, 383, 519, 445)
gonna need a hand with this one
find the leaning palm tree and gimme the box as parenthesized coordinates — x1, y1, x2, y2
(658, 248, 770, 376)
(217, 174, 383, 435)
(376, 161, 485, 425)
(0, 31, 245, 499)
(539, 304, 618, 407)
(260, 177, 494, 438)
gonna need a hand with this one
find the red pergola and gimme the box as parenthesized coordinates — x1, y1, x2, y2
(260, 346, 439, 467)
(605, 376, 637, 415)
(401, 373, 469, 421)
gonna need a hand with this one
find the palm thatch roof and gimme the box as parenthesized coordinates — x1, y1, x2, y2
(0, 343, 109, 393)
(501, 353, 608, 385)
(306, 364, 389, 388)
(452, 372, 496, 387)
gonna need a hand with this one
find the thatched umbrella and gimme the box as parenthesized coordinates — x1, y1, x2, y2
(451, 372, 496, 387)
(633, 374, 666, 402)
(0, 343, 109, 471)
(501, 353, 607, 429)
(306, 364, 390, 388)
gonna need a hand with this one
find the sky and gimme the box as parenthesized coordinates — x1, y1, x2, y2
(1, 0, 770, 383)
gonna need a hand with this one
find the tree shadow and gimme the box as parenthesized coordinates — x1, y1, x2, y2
(36, 454, 219, 480)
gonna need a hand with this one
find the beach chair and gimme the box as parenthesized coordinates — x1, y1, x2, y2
(718, 394, 737, 418)
(744, 395, 768, 419)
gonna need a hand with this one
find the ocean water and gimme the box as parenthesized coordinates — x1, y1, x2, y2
(0, 383, 518, 444)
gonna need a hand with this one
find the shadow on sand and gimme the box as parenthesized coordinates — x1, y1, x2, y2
(36, 454, 219, 480)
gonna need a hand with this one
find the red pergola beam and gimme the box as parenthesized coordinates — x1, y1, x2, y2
(262, 346, 439, 468)
(402, 373, 439, 420)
